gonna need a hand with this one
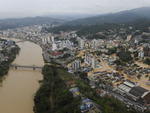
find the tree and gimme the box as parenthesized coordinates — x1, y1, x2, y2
(117, 50, 133, 62)
(144, 58, 150, 65)
(108, 47, 117, 55)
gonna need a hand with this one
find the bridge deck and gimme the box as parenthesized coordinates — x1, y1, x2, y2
(15, 40, 26, 43)
(10, 64, 43, 70)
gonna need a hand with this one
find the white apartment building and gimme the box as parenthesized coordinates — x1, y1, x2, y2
(77, 38, 85, 49)
(71, 60, 81, 71)
(84, 53, 97, 69)
(57, 40, 73, 50)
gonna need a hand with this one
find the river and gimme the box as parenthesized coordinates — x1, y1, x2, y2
(0, 39, 44, 113)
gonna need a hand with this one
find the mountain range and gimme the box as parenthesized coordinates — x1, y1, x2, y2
(1, 7, 150, 30)
(65, 7, 150, 26)
(0, 16, 65, 30)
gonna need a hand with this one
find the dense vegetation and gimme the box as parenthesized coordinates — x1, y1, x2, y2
(34, 65, 80, 113)
(45, 16, 150, 40)
(117, 50, 133, 62)
(144, 58, 150, 65)
(107, 47, 117, 55)
(45, 19, 150, 41)
(44, 23, 125, 36)
(0, 45, 20, 76)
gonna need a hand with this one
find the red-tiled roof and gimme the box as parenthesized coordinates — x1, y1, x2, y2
(51, 51, 63, 56)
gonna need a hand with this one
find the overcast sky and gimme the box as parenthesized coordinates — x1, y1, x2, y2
(0, 0, 150, 18)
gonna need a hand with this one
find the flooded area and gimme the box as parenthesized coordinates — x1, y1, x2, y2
(0, 39, 44, 113)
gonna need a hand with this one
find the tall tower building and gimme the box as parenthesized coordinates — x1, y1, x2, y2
(79, 39, 84, 49)
(51, 36, 55, 43)
(51, 36, 57, 51)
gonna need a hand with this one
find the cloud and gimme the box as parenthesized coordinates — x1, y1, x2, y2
(0, 0, 150, 18)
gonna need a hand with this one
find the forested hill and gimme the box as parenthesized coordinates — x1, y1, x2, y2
(64, 7, 150, 26)
(0, 16, 65, 30)
(45, 18, 150, 36)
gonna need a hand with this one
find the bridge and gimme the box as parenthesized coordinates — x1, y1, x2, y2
(10, 64, 43, 71)
(15, 40, 26, 43)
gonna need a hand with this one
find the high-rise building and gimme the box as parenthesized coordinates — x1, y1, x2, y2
(84, 53, 92, 65)
(51, 36, 57, 51)
(51, 36, 55, 42)
(91, 57, 96, 69)
(78, 38, 85, 49)
(92, 39, 99, 49)
(42, 37, 47, 44)
(84, 53, 98, 69)
(47, 36, 51, 43)
(71, 60, 81, 71)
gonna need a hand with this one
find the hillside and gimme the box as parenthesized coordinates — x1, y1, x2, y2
(0, 16, 65, 30)
(65, 7, 150, 26)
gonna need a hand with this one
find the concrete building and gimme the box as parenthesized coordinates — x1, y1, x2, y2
(84, 53, 97, 69)
(84, 53, 92, 65)
(91, 39, 98, 49)
(52, 43, 57, 51)
(117, 80, 136, 95)
(143, 44, 150, 57)
(71, 59, 81, 71)
(128, 86, 150, 101)
(116, 80, 150, 103)
(51, 36, 57, 51)
(42, 36, 51, 45)
(57, 40, 73, 50)
(138, 50, 144, 59)
(91, 57, 97, 69)
(78, 38, 85, 49)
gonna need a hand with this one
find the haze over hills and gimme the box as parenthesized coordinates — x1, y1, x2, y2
(65, 7, 150, 26)
(0, 13, 96, 30)
(0, 16, 65, 30)
(44, 13, 98, 21)
(1, 7, 150, 30)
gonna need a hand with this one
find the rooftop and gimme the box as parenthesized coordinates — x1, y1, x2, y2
(50, 51, 63, 56)
(129, 86, 148, 97)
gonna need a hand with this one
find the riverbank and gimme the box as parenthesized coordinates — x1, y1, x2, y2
(34, 63, 150, 113)
(55, 67, 142, 113)
(0, 39, 44, 113)
(0, 40, 20, 77)
(33, 65, 80, 113)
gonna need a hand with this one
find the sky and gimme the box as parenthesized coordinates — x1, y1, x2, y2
(0, 0, 150, 18)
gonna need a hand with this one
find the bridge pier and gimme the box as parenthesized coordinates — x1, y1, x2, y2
(15, 66, 17, 69)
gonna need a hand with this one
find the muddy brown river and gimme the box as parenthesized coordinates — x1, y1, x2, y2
(0, 39, 44, 113)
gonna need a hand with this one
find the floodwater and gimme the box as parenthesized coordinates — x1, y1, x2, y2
(0, 39, 44, 113)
